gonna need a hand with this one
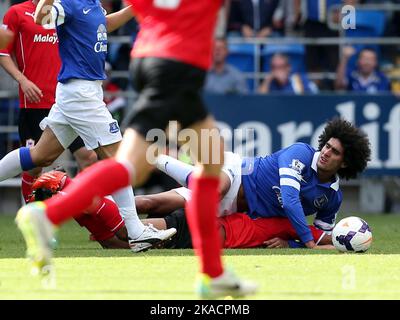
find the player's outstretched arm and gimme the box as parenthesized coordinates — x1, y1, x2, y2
(0, 29, 13, 49)
(313, 233, 335, 250)
(106, 5, 135, 33)
(304, 240, 335, 250)
(34, 0, 55, 25)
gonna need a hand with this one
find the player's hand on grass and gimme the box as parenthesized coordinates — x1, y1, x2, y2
(305, 240, 335, 250)
(19, 78, 43, 103)
(314, 244, 336, 250)
(264, 238, 289, 249)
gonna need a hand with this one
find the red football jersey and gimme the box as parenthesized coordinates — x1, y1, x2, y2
(220, 214, 325, 249)
(127, 0, 222, 70)
(0, 1, 61, 109)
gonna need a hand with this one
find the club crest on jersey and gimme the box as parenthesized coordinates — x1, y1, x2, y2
(109, 122, 120, 134)
(314, 194, 328, 209)
(289, 159, 305, 175)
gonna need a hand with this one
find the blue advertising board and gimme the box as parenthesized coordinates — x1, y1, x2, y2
(205, 94, 400, 175)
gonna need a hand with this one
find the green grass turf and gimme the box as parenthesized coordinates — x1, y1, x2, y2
(0, 213, 400, 300)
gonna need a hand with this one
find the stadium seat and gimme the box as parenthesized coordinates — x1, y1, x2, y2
(261, 43, 306, 73)
(226, 43, 257, 91)
(345, 10, 386, 38)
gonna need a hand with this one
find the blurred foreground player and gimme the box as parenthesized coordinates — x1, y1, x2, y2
(16, 0, 257, 299)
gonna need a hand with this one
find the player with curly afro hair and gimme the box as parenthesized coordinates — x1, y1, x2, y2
(318, 118, 371, 180)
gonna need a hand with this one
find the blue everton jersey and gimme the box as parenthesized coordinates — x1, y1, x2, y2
(52, 0, 107, 83)
(241, 143, 342, 243)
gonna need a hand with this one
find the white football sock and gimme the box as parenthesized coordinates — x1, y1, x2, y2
(112, 186, 145, 239)
(156, 155, 194, 187)
(0, 149, 23, 181)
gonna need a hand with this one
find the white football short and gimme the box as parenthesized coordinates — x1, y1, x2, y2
(40, 79, 122, 150)
(174, 151, 243, 216)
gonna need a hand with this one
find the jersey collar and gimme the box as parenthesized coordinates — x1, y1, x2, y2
(311, 152, 340, 191)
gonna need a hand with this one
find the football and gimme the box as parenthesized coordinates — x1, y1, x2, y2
(332, 217, 373, 252)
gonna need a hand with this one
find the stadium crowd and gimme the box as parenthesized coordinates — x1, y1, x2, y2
(0, 0, 399, 184)
(0, 0, 397, 182)
(1, 0, 400, 93)
(99, 0, 400, 94)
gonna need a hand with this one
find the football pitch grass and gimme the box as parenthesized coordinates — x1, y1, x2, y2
(0, 214, 400, 300)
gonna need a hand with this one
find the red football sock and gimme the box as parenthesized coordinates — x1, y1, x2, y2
(21, 172, 36, 203)
(185, 175, 223, 278)
(45, 159, 131, 226)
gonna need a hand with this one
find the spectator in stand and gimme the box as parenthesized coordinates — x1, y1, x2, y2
(335, 46, 391, 93)
(258, 53, 318, 94)
(103, 62, 126, 123)
(272, 0, 302, 37)
(228, 0, 279, 38)
(302, 0, 341, 75)
(204, 38, 248, 95)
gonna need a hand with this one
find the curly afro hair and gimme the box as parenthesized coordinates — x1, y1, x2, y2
(318, 118, 371, 180)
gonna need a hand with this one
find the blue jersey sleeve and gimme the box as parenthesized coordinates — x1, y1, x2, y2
(278, 144, 314, 243)
(314, 192, 342, 231)
(288, 240, 306, 248)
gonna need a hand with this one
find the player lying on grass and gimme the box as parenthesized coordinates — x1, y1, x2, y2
(29, 169, 332, 249)
(27, 118, 369, 251)
(141, 209, 334, 249)
(152, 118, 371, 249)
